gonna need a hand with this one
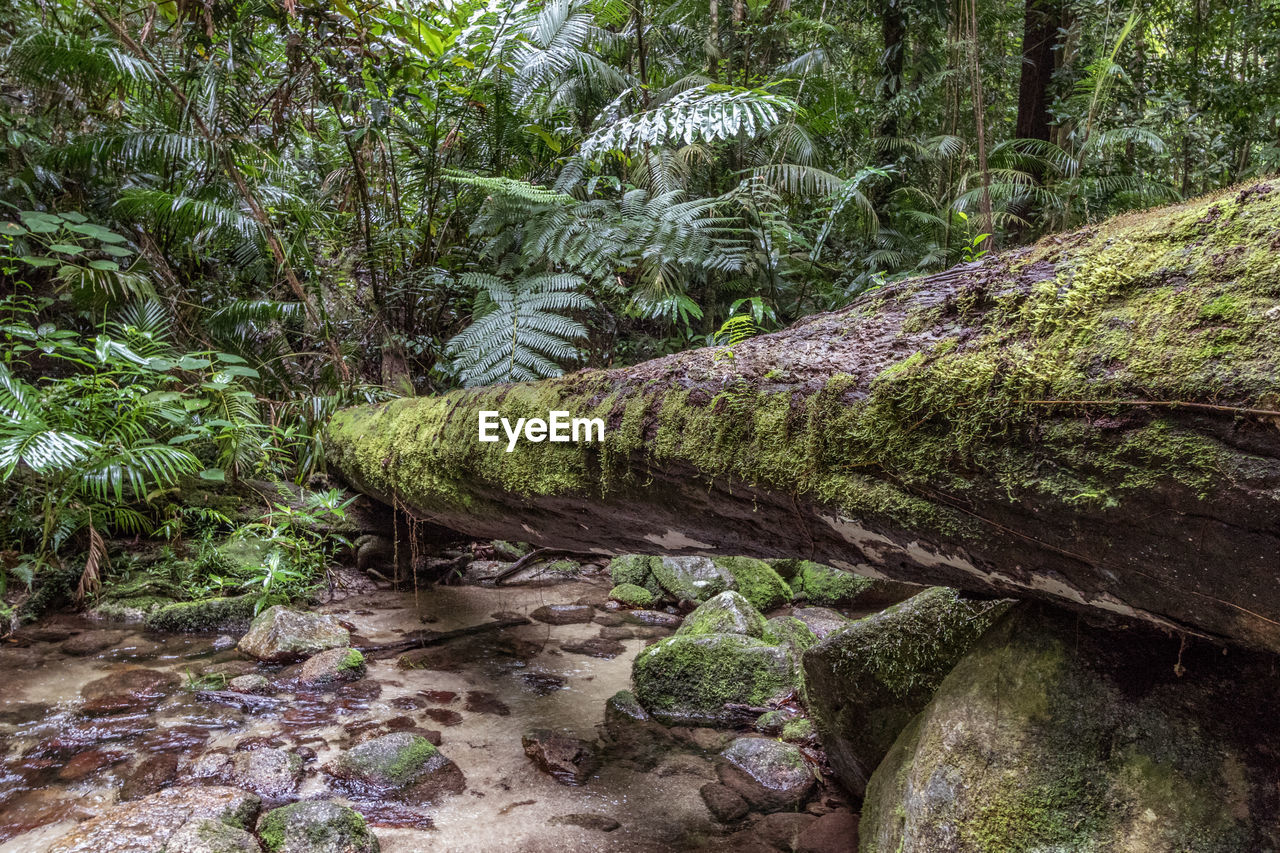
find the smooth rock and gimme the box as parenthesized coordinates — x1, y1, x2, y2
(547, 813, 620, 832)
(236, 606, 349, 663)
(790, 607, 850, 640)
(296, 647, 366, 688)
(718, 737, 815, 813)
(61, 630, 126, 656)
(529, 604, 595, 625)
(632, 634, 795, 726)
(652, 556, 736, 602)
(193, 747, 304, 802)
(755, 812, 820, 850)
(522, 729, 600, 785)
(46, 786, 260, 853)
(677, 591, 767, 638)
(119, 754, 180, 801)
(327, 732, 465, 805)
(560, 637, 625, 659)
(79, 669, 180, 716)
(228, 674, 271, 695)
(794, 810, 859, 853)
(165, 818, 262, 853)
(700, 782, 749, 823)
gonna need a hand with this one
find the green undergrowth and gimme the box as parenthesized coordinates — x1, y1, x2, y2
(326, 184, 1280, 544)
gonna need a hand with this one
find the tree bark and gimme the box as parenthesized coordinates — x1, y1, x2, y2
(1015, 0, 1059, 143)
(327, 182, 1280, 653)
(877, 0, 907, 137)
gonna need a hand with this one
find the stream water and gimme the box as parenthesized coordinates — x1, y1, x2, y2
(0, 568, 849, 852)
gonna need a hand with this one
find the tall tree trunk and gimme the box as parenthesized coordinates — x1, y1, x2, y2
(877, 0, 907, 137)
(328, 182, 1280, 655)
(1015, 0, 1059, 143)
(963, 0, 993, 233)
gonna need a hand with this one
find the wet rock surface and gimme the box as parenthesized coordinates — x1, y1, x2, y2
(79, 668, 180, 716)
(237, 606, 350, 663)
(256, 800, 379, 853)
(529, 604, 595, 625)
(717, 738, 816, 813)
(326, 732, 465, 805)
(165, 818, 263, 853)
(45, 786, 261, 853)
(522, 729, 600, 785)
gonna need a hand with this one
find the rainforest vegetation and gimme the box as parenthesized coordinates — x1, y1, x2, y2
(1, 0, 1278, 610)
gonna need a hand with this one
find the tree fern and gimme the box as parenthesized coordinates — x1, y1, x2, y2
(446, 273, 594, 387)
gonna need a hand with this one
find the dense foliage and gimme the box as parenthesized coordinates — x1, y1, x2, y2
(0, 0, 1275, 601)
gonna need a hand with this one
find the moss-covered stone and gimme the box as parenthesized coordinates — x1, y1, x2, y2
(713, 557, 791, 611)
(257, 800, 378, 853)
(632, 633, 796, 726)
(326, 732, 465, 805)
(789, 561, 917, 607)
(677, 591, 768, 638)
(763, 615, 819, 654)
(608, 583, 654, 608)
(780, 717, 816, 743)
(608, 555, 663, 597)
(802, 587, 1012, 797)
(145, 594, 265, 633)
(860, 605, 1280, 852)
(651, 555, 736, 602)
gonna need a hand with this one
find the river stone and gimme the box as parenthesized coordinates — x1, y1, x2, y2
(522, 729, 600, 785)
(256, 800, 379, 853)
(547, 813, 621, 832)
(801, 587, 1011, 797)
(608, 583, 654, 608)
(712, 557, 792, 611)
(194, 748, 304, 802)
(228, 674, 271, 695)
(763, 615, 819, 656)
(237, 606, 350, 663)
(296, 647, 366, 688)
(677, 591, 767, 638)
(120, 753, 180, 800)
(700, 782, 749, 823)
(622, 609, 683, 628)
(632, 634, 795, 726)
(79, 668, 181, 716)
(62, 630, 127, 656)
(146, 595, 261, 633)
(327, 732, 465, 805)
(651, 556, 736, 602)
(560, 637, 626, 658)
(718, 737, 815, 813)
(530, 604, 595, 625)
(790, 607, 849, 640)
(46, 786, 260, 853)
(165, 818, 261, 853)
(794, 811, 859, 853)
(784, 561, 921, 607)
(861, 605, 1280, 852)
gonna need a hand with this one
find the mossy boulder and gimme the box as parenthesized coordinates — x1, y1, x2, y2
(608, 555, 662, 596)
(47, 786, 261, 853)
(789, 561, 919, 608)
(651, 556, 736, 602)
(632, 633, 796, 726)
(326, 732, 465, 805)
(763, 615, 819, 655)
(608, 583, 654, 608)
(236, 605, 350, 663)
(256, 800, 378, 853)
(165, 817, 261, 853)
(713, 557, 792, 611)
(91, 574, 183, 623)
(146, 595, 265, 633)
(717, 737, 816, 813)
(295, 647, 366, 688)
(677, 591, 768, 638)
(802, 587, 1011, 796)
(860, 605, 1280, 852)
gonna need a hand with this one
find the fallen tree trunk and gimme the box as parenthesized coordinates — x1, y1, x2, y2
(327, 182, 1280, 652)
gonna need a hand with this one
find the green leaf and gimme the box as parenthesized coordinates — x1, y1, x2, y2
(18, 256, 58, 268)
(198, 468, 226, 482)
(177, 356, 212, 370)
(101, 244, 135, 258)
(0, 222, 26, 236)
(221, 365, 260, 378)
(214, 352, 247, 364)
(88, 260, 120, 271)
(47, 243, 84, 255)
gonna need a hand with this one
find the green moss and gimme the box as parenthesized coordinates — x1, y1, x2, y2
(714, 557, 791, 611)
(632, 633, 795, 724)
(763, 615, 819, 652)
(145, 594, 267, 633)
(609, 582, 654, 607)
(781, 717, 816, 742)
(790, 561, 874, 606)
(543, 558, 580, 573)
(677, 591, 768, 638)
(608, 555, 661, 596)
(339, 648, 365, 672)
(257, 802, 373, 853)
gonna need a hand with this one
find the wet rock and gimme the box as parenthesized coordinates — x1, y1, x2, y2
(203, 660, 260, 680)
(0, 701, 51, 725)
(700, 782, 749, 823)
(256, 800, 379, 853)
(632, 634, 795, 726)
(46, 785, 260, 853)
(598, 626, 635, 640)
(794, 810, 858, 853)
(463, 691, 510, 716)
(801, 587, 1011, 797)
(755, 812, 819, 850)
(212, 635, 238, 651)
(61, 630, 126, 656)
(166, 818, 262, 853)
(560, 637, 626, 659)
(790, 607, 850, 640)
(194, 747, 304, 802)
(593, 613, 626, 628)
(652, 556, 736, 602)
(861, 605, 1280, 853)
(677, 591, 768, 638)
(713, 557, 793, 611)
(228, 674, 271, 695)
(529, 604, 595, 625)
(296, 647, 366, 688)
(520, 672, 567, 695)
(462, 559, 507, 584)
(14, 626, 74, 643)
(753, 708, 800, 736)
(56, 748, 127, 781)
(26, 713, 157, 758)
(781, 717, 817, 744)
(622, 610, 683, 628)
(604, 690, 649, 726)
(490, 540, 534, 561)
(327, 732, 465, 805)
(140, 724, 212, 753)
(236, 606, 350, 663)
(421, 708, 463, 727)
(547, 813, 621, 832)
(146, 595, 260, 633)
(79, 668, 181, 716)
(419, 689, 457, 704)
(764, 616, 819, 656)
(522, 729, 600, 785)
(355, 533, 396, 573)
(718, 737, 815, 813)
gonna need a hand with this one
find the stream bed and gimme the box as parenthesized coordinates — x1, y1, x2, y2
(0, 567, 853, 852)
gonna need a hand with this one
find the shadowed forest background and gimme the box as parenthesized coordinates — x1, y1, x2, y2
(0, 0, 1278, 602)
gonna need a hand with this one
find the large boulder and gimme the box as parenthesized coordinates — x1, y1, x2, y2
(237, 606, 350, 663)
(326, 732, 465, 805)
(713, 557, 792, 611)
(717, 737, 816, 813)
(651, 556, 737, 602)
(861, 605, 1280, 852)
(46, 786, 260, 853)
(632, 633, 795, 725)
(256, 800, 379, 853)
(802, 587, 1011, 797)
(146, 595, 263, 633)
(784, 560, 920, 608)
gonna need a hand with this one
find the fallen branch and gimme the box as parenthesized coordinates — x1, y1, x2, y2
(355, 616, 530, 658)
(492, 548, 608, 585)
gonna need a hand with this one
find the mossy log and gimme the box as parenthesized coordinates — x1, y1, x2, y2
(327, 182, 1280, 652)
